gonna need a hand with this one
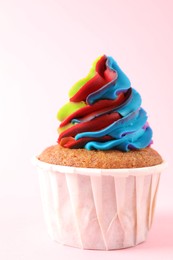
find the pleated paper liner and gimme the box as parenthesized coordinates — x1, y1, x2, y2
(33, 158, 166, 250)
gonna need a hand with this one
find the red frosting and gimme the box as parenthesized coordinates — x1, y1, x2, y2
(59, 112, 121, 141)
(59, 136, 114, 149)
(60, 92, 125, 128)
(58, 55, 131, 149)
(70, 55, 117, 103)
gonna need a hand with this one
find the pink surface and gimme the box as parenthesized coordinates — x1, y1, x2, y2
(0, 0, 173, 259)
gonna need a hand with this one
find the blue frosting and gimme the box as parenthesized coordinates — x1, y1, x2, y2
(75, 108, 152, 151)
(85, 127, 152, 151)
(87, 56, 131, 105)
(74, 56, 153, 152)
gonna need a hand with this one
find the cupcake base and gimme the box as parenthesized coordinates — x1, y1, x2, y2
(34, 159, 165, 250)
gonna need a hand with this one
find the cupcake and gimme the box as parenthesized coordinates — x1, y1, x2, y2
(34, 55, 165, 250)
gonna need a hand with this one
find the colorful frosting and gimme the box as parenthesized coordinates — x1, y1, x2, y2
(57, 55, 152, 151)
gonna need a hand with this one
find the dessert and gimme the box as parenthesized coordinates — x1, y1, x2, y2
(35, 55, 165, 250)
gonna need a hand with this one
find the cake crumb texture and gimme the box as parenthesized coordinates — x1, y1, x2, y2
(38, 145, 163, 169)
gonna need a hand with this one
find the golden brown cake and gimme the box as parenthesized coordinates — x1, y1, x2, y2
(38, 145, 162, 169)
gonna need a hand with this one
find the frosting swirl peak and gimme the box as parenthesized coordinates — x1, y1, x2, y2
(57, 55, 152, 151)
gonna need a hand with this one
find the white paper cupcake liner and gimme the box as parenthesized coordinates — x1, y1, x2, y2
(33, 158, 166, 250)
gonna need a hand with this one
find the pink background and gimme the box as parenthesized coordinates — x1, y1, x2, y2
(0, 0, 173, 259)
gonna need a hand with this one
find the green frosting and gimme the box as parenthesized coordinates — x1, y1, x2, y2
(57, 56, 103, 124)
(57, 101, 86, 121)
(68, 55, 102, 98)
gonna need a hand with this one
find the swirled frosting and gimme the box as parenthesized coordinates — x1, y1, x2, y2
(57, 55, 152, 151)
